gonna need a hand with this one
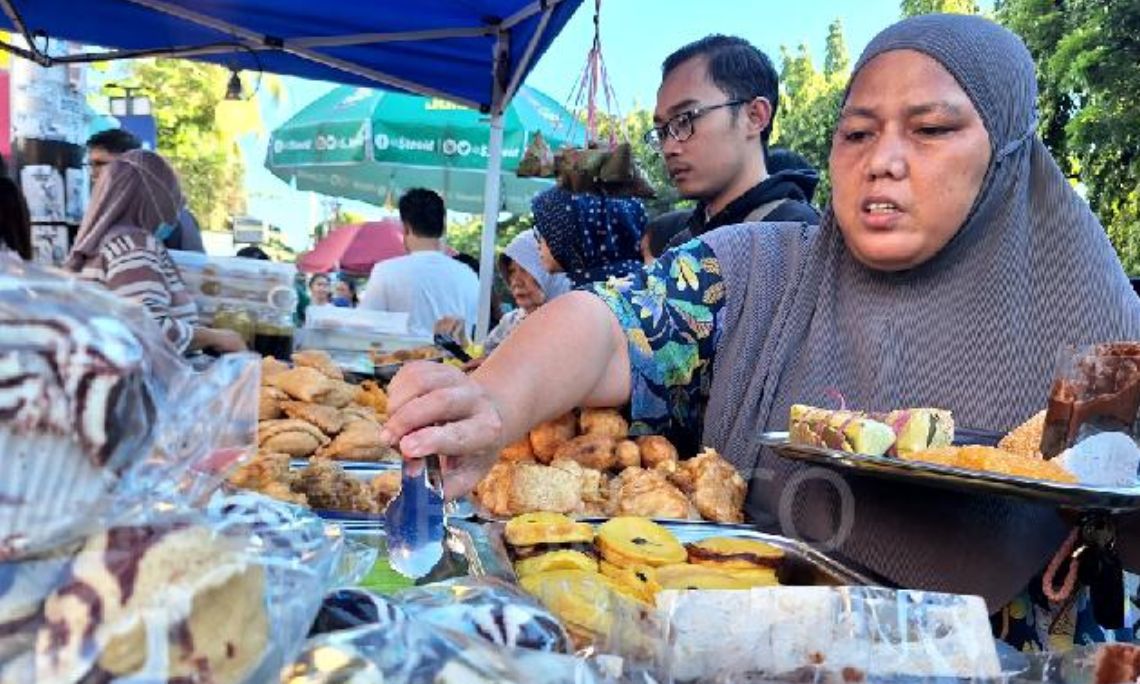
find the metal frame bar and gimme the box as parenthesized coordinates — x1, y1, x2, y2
(502, 1, 555, 107)
(289, 26, 491, 49)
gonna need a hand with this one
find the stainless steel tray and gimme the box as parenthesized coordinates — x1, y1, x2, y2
(761, 430, 1140, 512)
(480, 519, 872, 587)
(336, 518, 514, 585)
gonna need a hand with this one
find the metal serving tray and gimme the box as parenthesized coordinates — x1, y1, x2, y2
(761, 430, 1140, 512)
(480, 519, 872, 587)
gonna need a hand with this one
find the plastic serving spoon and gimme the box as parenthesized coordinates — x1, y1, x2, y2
(384, 453, 445, 579)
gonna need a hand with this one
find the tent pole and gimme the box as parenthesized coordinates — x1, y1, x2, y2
(474, 30, 510, 343)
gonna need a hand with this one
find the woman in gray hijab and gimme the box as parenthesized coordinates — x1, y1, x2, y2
(482, 230, 571, 354)
(380, 15, 1140, 647)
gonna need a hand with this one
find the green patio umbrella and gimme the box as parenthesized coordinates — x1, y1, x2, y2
(265, 85, 584, 214)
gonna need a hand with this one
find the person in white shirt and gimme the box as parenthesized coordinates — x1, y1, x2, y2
(358, 188, 479, 338)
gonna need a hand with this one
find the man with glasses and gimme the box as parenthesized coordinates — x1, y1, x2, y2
(646, 35, 820, 249)
(85, 128, 205, 252)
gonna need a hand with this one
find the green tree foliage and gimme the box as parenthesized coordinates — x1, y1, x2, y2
(126, 59, 246, 233)
(900, 0, 980, 16)
(999, 0, 1140, 271)
(770, 20, 851, 205)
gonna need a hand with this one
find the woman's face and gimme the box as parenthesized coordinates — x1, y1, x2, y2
(830, 50, 992, 272)
(507, 261, 546, 313)
(536, 234, 563, 273)
(334, 281, 352, 300)
(310, 276, 331, 303)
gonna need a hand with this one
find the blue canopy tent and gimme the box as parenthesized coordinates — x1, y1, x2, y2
(0, 0, 583, 339)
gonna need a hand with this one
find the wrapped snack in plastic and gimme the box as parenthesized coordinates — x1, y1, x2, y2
(657, 586, 1002, 682)
(517, 131, 555, 178)
(0, 492, 341, 684)
(1041, 342, 1140, 460)
(284, 613, 610, 684)
(0, 255, 260, 560)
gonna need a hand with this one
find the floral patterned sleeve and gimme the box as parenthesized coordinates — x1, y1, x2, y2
(591, 239, 726, 437)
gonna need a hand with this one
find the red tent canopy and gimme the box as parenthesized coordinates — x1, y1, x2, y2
(298, 220, 406, 275)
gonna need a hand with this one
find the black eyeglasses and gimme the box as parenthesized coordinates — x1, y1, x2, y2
(644, 100, 747, 151)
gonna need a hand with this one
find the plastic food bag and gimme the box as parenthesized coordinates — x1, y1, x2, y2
(518, 131, 556, 178)
(0, 254, 260, 560)
(1041, 342, 1140, 460)
(0, 492, 342, 684)
(286, 580, 612, 684)
(656, 586, 1003, 683)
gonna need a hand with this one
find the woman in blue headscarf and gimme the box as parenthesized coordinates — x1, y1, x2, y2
(531, 186, 646, 288)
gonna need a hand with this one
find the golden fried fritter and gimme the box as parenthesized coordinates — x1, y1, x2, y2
(281, 401, 345, 435)
(673, 449, 746, 523)
(500, 435, 536, 463)
(292, 349, 344, 381)
(609, 467, 692, 519)
(636, 435, 678, 469)
(507, 462, 583, 515)
(553, 434, 618, 471)
(615, 440, 641, 469)
(529, 412, 578, 464)
(579, 408, 629, 440)
(998, 410, 1046, 459)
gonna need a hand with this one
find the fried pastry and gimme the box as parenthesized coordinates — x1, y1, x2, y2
(257, 419, 329, 457)
(500, 435, 536, 463)
(315, 419, 395, 461)
(339, 405, 380, 425)
(291, 349, 344, 381)
(999, 410, 1045, 459)
(596, 516, 686, 567)
(258, 386, 287, 420)
(260, 356, 290, 383)
(505, 512, 595, 546)
(552, 434, 617, 471)
(507, 462, 583, 515)
(354, 380, 388, 415)
(474, 462, 516, 517)
(281, 401, 345, 435)
(228, 451, 292, 491)
(294, 459, 381, 514)
(579, 408, 628, 440)
(319, 380, 358, 409)
(673, 449, 746, 523)
(615, 440, 641, 469)
(370, 470, 401, 503)
(529, 412, 578, 464)
(636, 435, 678, 469)
(609, 467, 692, 520)
(903, 445, 1077, 483)
(268, 366, 338, 404)
(515, 550, 599, 578)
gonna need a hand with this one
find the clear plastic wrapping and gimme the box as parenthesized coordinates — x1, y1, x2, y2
(656, 586, 1003, 683)
(286, 578, 613, 683)
(0, 492, 343, 684)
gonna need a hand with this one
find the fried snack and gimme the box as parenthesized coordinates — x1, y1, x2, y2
(903, 445, 1077, 483)
(1094, 644, 1140, 684)
(999, 410, 1046, 459)
(226, 452, 308, 506)
(615, 440, 641, 469)
(529, 412, 578, 464)
(257, 419, 329, 457)
(596, 517, 687, 567)
(291, 349, 344, 381)
(552, 434, 618, 471)
(339, 405, 379, 425)
(268, 366, 338, 404)
(260, 356, 290, 383)
(671, 449, 747, 523)
(258, 386, 287, 420)
(505, 512, 595, 547)
(280, 401, 345, 436)
(294, 459, 381, 514)
(507, 462, 583, 515)
(370, 470, 401, 503)
(319, 380, 358, 409)
(579, 408, 629, 440)
(655, 564, 774, 591)
(354, 380, 388, 415)
(315, 419, 395, 461)
(609, 467, 692, 520)
(636, 435, 678, 469)
(544, 458, 609, 509)
(686, 537, 784, 570)
(474, 462, 516, 517)
(599, 560, 660, 603)
(515, 550, 599, 578)
(500, 436, 536, 463)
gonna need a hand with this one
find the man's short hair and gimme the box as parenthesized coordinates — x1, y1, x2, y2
(398, 188, 446, 239)
(86, 128, 142, 154)
(662, 35, 780, 148)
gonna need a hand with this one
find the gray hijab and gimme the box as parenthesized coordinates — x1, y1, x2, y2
(502, 230, 571, 300)
(702, 14, 1140, 609)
